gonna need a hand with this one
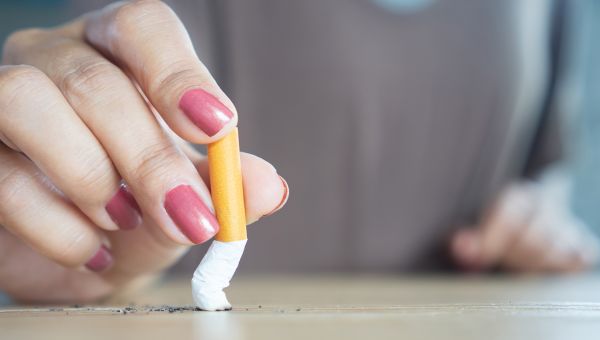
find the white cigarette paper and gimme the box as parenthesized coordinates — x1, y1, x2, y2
(192, 239, 247, 311)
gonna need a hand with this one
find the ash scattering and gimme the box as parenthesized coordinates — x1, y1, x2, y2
(49, 304, 204, 315)
(120, 305, 203, 314)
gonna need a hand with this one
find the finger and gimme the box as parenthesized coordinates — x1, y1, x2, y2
(474, 184, 537, 269)
(574, 224, 600, 268)
(0, 64, 134, 231)
(450, 228, 482, 270)
(500, 227, 586, 273)
(500, 219, 556, 272)
(509, 217, 600, 273)
(552, 217, 600, 270)
(0, 144, 112, 272)
(7, 33, 219, 245)
(102, 215, 188, 285)
(85, 0, 237, 143)
(0, 228, 114, 303)
(195, 152, 289, 225)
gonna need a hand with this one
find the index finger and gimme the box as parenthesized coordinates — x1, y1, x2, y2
(84, 0, 237, 144)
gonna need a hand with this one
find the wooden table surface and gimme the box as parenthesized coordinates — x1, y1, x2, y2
(2, 274, 600, 339)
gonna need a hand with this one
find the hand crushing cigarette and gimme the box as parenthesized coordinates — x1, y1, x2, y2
(193, 128, 248, 311)
(0, 1, 290, 304)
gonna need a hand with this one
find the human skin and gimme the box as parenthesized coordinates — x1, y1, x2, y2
(0, 0, 287, 303)
(451, 181, 599, 273)
(0, 1, 596, 303)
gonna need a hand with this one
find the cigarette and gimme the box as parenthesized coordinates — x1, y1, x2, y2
(192, 128, 247, 311)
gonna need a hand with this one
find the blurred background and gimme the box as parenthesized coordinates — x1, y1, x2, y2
(1, 0, 599, 275)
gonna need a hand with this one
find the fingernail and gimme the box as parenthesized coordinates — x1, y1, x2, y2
(85, 245, 113, 272)
(164, 184, 219, 244)
(106, 185, 142, 230)
(179, 89, 234, 137)
(264, 176, 289, 217)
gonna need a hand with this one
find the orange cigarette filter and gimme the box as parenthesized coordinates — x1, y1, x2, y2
(207, 128, 247, 242)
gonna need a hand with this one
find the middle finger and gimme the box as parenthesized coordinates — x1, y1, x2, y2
(5, 29, 219, 245)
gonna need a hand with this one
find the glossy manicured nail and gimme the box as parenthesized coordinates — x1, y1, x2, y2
(164, 184, 219, 243)
(106, 185, 142, 230)
(179, 89, 234, 137)
(85, 245, 113, 272)
(265, 176, 289, 217)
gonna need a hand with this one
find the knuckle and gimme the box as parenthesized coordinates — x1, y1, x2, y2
(0, 65, 48, 103)
(113, 0, 171, 32)
(150, 61, 200, 98)
(59, 57, 121, 97)
(68, 152, 116, 200)
(2, 28, 46, 62)
(0, 166, 37, 221)
(0, 66, 49, 114)
(128, 141, 182, 189)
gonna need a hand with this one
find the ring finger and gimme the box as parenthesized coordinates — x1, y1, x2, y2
(0, 64, 133, 232)
(0, 143, 110, 272)
(5, 29, 218, 245)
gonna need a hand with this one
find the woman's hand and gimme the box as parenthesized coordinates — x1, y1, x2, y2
(451, 177, 599, 273)
(0, 0, 288, 303)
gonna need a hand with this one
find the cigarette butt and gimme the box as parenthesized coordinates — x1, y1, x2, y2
(194, 128, 247, 310)
(207, 128, 247, 242)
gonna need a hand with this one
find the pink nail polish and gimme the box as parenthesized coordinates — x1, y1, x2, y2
(179, 89, 234, 137)
(265, 176, 289, 216)
(164, 185, 219, 244)
(85, 245, 113, 272)
(106, 186, 142, 230)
